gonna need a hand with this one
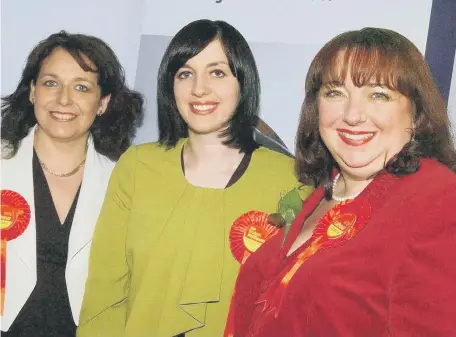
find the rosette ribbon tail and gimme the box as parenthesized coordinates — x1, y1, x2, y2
(1, 240, 6, 315)
(257, 237, 323, 319)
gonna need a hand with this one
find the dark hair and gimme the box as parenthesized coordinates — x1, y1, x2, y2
(1, 30, 144, 161)
(157, 19, 260, 153)
(295, 27, 456, 199)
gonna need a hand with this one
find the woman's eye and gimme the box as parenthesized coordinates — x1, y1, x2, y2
(211, 69, 226, 78)
(43, 80, 57, 87)
(370, 92, 391, 101)
(176, 71, 192, 80)
(75, 84, 89, 92)
(323, 89, 343, 98)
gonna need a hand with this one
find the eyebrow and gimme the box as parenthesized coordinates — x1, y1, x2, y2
(181, 61, 229, 70)
(367, 83, 387, 88)
(207, 61, 229, 67)
(323, 81, 344, 87)
(322, 81, 389, 89)
(39, 73, 96, 85)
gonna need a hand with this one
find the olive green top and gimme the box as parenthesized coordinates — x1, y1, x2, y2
(77, 140, 312, 337)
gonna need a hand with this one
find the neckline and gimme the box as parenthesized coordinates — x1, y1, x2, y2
(178, 139, 254, 191)
(280, 170, 398, 260)
(32, 149, 82, 226)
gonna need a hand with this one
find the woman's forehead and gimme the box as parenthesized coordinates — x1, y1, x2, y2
(320, 49, 401, 88)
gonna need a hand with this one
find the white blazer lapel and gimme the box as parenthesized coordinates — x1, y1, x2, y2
(65, 137, 115, 324)
(1, 131, 37, 331)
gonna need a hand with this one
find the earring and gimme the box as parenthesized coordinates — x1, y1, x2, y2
(31, 97, 35, 104)
(97, 110, 102, 116)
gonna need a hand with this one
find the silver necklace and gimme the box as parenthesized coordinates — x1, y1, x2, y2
(331, 173, 361, 202)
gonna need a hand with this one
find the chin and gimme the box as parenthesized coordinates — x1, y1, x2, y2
(188, 122, 228, 136)
(46, 128, 86, 141)
(338, 157, 386, 179)
(342, 159, 376, 169)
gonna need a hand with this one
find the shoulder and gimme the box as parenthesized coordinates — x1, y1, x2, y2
(417, 158, 456, 180)
(254, 146, 294, 161)
(397, 161, 456, 262)
(391, 158, 456, 231)
(249, 147, 313, 198)
(249, 147, 295, 183)
(400, 158, 456, 196)
(252, 147, 295, 171)
(110, 141, 182, 179)
(134, 141, 181, 164)
(252, 147, 313, 195)
(114, 142, 170, 165)
(135, 141, 167, 156)
(94, 152, 116, 171)
(418, 159, 456, 212)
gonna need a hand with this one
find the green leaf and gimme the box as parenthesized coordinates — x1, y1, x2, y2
(282, 209, 296, 224)
(282, 221, 293, 246)
(281, 211, 296, 246)
(277, 189, 303, 246)
(278, 188, 302, 216)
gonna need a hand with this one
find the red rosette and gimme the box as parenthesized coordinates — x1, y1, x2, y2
(1, 190, 31, 241)
(1, 190, 31, 314)
(229, 210, 279, 264)
(254, 197, 372, 321)
(311, 197, 371, 249)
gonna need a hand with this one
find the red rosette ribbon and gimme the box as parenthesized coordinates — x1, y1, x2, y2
(256, 197, 372, 319)
(1, 190, 31, 315)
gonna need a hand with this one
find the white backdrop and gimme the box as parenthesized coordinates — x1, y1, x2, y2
(1, 0, 454, 151)
(1, 0, 144, 91)
(141, 0, 431, 50)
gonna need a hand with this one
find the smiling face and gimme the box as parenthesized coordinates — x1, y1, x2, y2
(173, 39, 240, 137)
(30, 48, 110, 143)
(318, 69, 413, 179)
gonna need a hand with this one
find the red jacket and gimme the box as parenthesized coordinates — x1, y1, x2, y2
(226, 158, 456, 337)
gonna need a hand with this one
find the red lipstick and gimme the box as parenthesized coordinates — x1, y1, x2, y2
(337, 128, 376, 146)
(189, 101, 218, 115)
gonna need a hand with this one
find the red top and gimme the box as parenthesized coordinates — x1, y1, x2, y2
(226, 158, 456, 337)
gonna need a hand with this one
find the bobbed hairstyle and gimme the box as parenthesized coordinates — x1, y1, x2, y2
(157, 19, 260, 153)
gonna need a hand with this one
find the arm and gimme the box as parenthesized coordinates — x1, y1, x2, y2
(77, 146, 137, 337)
(388, 186, 456, 336)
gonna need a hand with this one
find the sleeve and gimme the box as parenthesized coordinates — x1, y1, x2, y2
(388, 186, 456, 336)
(77, 146, 138, 337)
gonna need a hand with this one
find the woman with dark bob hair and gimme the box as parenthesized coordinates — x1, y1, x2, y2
(78, 19, 311, 337)
(1, 31, 143, 337)
(225, 27, 456, 337)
